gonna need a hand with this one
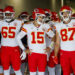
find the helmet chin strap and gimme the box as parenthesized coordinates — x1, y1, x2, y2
(5, 19, 12, 22)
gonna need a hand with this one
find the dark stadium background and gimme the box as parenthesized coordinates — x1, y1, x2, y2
(0, 0, 75, 17)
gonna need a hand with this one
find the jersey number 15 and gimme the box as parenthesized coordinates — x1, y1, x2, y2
(31, 32, 44, 44)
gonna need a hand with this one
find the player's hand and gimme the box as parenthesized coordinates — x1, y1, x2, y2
(25, 49, 32, 54)
(44, 47, 51, 53)
(53, 56, 58, 64)
(20, 51, 26, 60)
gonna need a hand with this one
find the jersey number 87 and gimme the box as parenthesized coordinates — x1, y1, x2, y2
(60, 28, 75, 41)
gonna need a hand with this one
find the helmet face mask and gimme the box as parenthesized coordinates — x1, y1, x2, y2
(20, 15, 28, 22)
(44, 9, 52, 22)
(20, 15, 27, 19)
(36, 13, 45, 24)
(32, 8, 45, 24)
(44, 16, 50, 23)
(45, 13, 51, 17)
(4, 6, 15, 22)
(19, 12, 29, 22)
(59, 6, 72, 22)
(4, 12, 14, 21)
(61, 11, 71, 22)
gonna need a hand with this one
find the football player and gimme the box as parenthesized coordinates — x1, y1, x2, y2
(18, 11, 30, 75)
(48, 11, 61, 75)
(44, 9, 52, 23)
(19, 12, 29, 23)
(51, 12, 60, 23)
(54, 6, 75, 75)
(0, 6, 26, 75)
(44, 9, 52, 75)
(16, 8, 55, 75)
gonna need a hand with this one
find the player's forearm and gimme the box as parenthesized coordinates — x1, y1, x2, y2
(16, 31, 26, 51)
(48, 35, 55, 49)
(54, 43, 60, 56)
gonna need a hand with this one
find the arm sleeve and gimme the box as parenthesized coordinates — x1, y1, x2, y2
(46, 29, 55, 38)
(46, 25, 55, 38)
(44, 24, 55, 38)
(16, 27, 27, 50)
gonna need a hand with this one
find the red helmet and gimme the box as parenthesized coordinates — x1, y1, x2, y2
(59, 6, 72, 17)
(32, 8, 45, 19)
(19, 12, 29, 21)
(44, 9, 51, 15)
(20, 12, 29, 16)
(4, 6, 15, 13)
(51, 12, 58, 18)
(60, 6, 72, 12)
(51, 12, 60, 22)
(4, 6, 15, 21)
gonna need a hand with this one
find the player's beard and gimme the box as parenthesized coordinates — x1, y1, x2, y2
(63, 16, 70, 22)
(37, 20, 43, 25)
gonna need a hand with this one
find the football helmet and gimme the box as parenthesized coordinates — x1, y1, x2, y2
(59, 6, 72, 22)
(0, 9, 3, 20)
(44, 9, 51, 17)
(32, 8, 45, 24)
(29, 15, 34, 21)
(32, 8, 45, 19)
(44, 9, 52, 22)
(51, 12, 60, 22)
(19, 12, 29, 22)
(4, 6, 15, 22)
